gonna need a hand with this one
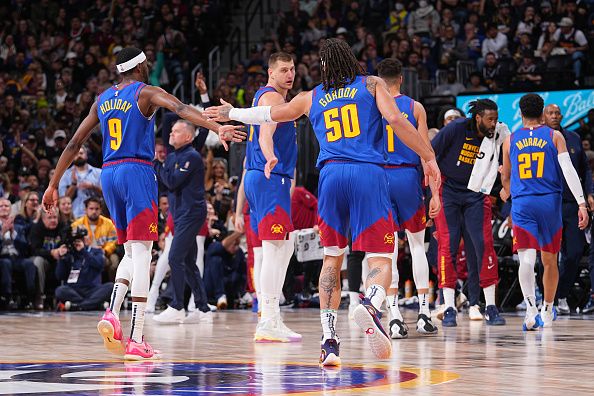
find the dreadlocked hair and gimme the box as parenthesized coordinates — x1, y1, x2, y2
(320, 38, 366, 92)
(468, 99, 498, 119)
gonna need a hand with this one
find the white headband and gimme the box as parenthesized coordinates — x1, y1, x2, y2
(116, 52, 146, 73)
(444, 109, 462, 120)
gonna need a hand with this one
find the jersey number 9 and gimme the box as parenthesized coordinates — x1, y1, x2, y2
(518, 152, 544, 179)
(323, 104, 361, 143)
(108, 118, 122, 151)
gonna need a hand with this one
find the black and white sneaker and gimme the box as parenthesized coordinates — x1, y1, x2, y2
(389, 319, 409, 339)
(416, 314, 438, 334)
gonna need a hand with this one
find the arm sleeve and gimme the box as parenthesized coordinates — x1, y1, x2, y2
(558, 152, 586, 205)
(229, 106, 273, 125)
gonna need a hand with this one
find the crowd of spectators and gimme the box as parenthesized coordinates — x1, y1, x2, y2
(2, 0, 594, 311)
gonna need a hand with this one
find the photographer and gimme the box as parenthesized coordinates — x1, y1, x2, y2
(55, 230, 112, 311)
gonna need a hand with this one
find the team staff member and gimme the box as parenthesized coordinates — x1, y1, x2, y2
(432, 99, 505, 327)
(153, 120, 210, 324)
(543, 104, 594, 314)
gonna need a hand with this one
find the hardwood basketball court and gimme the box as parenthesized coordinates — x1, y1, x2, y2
(1, 308, 593, 395)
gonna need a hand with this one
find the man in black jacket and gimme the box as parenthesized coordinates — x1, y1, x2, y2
(55, 235, 113, 311)
(29, 207, 68, 309)
(153, 119, 210, 324)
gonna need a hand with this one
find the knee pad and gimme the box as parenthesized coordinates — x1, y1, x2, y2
(324, 246, 346, 257)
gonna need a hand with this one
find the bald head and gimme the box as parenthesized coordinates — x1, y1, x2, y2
(544, 104, 562, 130)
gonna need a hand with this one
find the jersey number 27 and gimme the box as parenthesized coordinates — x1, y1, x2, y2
(518, 152, 544, 179)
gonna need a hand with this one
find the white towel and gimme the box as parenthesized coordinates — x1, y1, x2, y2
(467, 122, 511, 194)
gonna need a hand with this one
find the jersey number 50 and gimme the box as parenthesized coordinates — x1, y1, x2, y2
(518, 152, 544, 179)
(108, 118, 122, 151)
(323, 104, 361, 142)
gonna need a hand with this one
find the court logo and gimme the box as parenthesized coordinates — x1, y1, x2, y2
(384, 233, 395, 245)
(149, 223, 158, 234)
(271, 224, 284, 234)
(0, 361, 451, 395)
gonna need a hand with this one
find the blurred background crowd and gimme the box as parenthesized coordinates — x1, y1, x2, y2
(1, 0, 594, 313)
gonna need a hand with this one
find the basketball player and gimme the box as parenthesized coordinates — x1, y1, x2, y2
(42, 47, 245, 360)
(205, 38, 440, 364)
(501, 93, 588, 329)
(376, 59, 440, 338)
(238, 52, 301, 342)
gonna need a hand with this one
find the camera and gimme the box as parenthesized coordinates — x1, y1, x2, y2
(63, 227, 88, 252)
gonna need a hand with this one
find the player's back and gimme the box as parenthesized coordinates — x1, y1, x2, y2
(246, 86, 297, 178)
(510, 125, 562, 198)
(383, 94, 420, 166)
(97, 81, 155, 163)
(309, 76, 384, 168)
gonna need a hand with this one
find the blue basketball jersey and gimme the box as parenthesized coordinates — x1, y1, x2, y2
(245, 86, 297, 178)
(510, 125, 562, 198)
(382, 94, 420, 166)
(309, 76, 385, 168)
(97, 81, 155, 163)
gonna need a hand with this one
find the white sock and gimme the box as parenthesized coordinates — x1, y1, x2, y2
(261, 240, 290, 318)
(130, 301, 146, 343)
(260, 293, 278, 320)
(349, 291, 360, 306)
(386, 294, 403, 321)
(274, 236, 295, 299)
(321, 309, 338, 341)
(444, 287, 455, 309)
(518, 249, 537, 308)
(196, 235, 206, 277)
(253, 247, 263, 297)
(110, 241, 133, 318)
(129, 241, 152, 343)
(407, 230, 429, 290)
(109, 283, 128, 319)
(147, 236, 172, 310)
(483, 284, 496, 307)
(418, 293, 430, 316)
(365, 284, 386, 311)
(542, 301, 554, 315)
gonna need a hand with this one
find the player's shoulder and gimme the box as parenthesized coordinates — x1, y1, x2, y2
(258, 89, 285, 105)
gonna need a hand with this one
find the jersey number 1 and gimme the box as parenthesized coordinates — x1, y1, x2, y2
(518, 152, 544, 179)
(323, 104, 361, 142)
(108, 118, 122, 151)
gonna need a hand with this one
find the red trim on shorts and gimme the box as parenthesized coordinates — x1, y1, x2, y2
(541, 227, 562, 254)
(352, 213, 395, 253)
(317, 216, 348, 249)
(119, 202, 158, 244)
(383, 164, 417, 169)
(257, 204, 294, 240)
(103, 158, 153, 168)
(512, 225, 540, 252)
(399, 204, 427, 234)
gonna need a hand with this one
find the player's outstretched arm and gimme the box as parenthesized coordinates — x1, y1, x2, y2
(554, 130, 589, 229)
(258, 91, 286, 179)
(145, 86, 246, 150)
(203, 91, 312, 125)
(42, 102, 100, 212)
(500, 135, 512, 201)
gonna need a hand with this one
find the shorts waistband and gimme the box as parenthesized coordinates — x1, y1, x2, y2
(102, 158, 153, 168)
(383, 164, 417, 169)
(324, 160, 381, 166)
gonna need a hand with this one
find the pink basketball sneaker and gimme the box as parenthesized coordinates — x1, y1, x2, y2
(124, 337, 161, 361)
(97, 309, 125, 355)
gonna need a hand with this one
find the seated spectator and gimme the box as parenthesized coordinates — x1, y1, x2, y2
(465, 72, 488, 92)
(536, 22, 557, 61)
(58, 196, 74, 225)
(55, 233, 112, 311)
(436, 25, 466, 68)
(552, 17, 588, 85)
(71, 197, 118, 281)
(432, 68, 465, 96)
(407, 1, 440, 39)
(481, 24, 509, 60)
(482, 52, 503, 91)
(578, 109, 594, 137)
(10, 182, 33, 216)
(515, 53, 542, 89)
(13, 191, 38, 250)
(58, 146, 102, 218)
(0, 198, 36, 309)
(203, 231, 246, 309)
(29, 207, 67, 310)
